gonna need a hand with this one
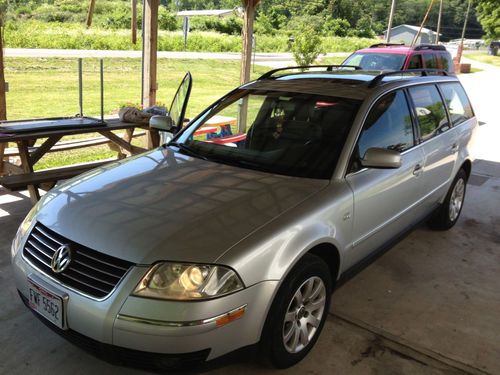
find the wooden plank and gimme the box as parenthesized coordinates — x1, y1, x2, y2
(2, 161, 23, 175)
(29, 135, 62, 165)
(0, 159, 114, 191)
(143, 0, 159, 149)
(86, 0, 96, 27)
(0, 118, 148, 142)
(17, 140, 40, 203)
(99, 130, 146, 155)
(0, 25, 6, 121)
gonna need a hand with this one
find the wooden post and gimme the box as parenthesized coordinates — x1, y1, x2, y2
(386, 0, 396, 42)
(142, 0, 159, 148)
(0, 25, 6, 121)
(86, 0, 97, 27)
(240, 0, 259, 85)
(411, 0, 435, 46)
(131, 0, 137, 44)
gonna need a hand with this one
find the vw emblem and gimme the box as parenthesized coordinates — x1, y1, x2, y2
(51, 245, 72, 273)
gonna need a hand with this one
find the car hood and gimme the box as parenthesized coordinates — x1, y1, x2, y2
(35, 147, 328, 264)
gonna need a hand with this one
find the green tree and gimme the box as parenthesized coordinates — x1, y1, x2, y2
(291, 24, 323, 67)
(476, 0, 500, 41)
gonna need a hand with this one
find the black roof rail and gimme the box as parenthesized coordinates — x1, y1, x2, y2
(368, 69, 449, 88)
(369, 42, 405, 48)
(413, 44, 447, 51)
(258, 65, 362, 80)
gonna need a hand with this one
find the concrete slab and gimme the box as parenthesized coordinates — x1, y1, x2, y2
(331, 165, 500, 374)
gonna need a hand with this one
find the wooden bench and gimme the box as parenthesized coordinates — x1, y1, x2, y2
(0, 159, 115, 191)
(2, 131, 146, 158)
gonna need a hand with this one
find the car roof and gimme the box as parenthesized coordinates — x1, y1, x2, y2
(355, 46, 412, 55)
(243, 70, 457, 101)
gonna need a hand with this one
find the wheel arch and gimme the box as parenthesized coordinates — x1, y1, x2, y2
(307, 242, 341, 286)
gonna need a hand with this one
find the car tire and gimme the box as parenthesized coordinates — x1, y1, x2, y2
(428, 168, 468, 230)
(260, 254, 332, 369)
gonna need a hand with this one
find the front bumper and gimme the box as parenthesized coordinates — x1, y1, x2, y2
(13, 250, 278, 363)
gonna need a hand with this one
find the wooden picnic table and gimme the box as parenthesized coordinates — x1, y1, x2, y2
(0, 118, 159, 204)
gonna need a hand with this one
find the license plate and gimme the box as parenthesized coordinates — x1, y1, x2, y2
(28, 279, 65, 329)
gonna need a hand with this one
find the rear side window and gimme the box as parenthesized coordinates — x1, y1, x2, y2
(408, 84, 449, 141)
(357, 90, 415, 158)
(408, 54, 423, 69)
(423, 53, 438, 69)
(440, 82, 474, 125)
(439, 53, 453, 72)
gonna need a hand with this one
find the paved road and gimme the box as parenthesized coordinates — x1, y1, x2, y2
(4, 48, 348, 62)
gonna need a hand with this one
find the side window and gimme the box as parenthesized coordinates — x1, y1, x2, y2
(408, 54, 423, 69)
(423, 53, 438, 69)
(357, 90, 415, 160)
(439, 53, 453, 72)
(440, 82, 474, 126)
(408, 84, 449, 141)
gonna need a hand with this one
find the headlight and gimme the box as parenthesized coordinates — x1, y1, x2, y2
(11, 205, 37, 258)
(133, 262, 244, 300)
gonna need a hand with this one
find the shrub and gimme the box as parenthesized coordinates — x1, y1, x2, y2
(291, 24, 323, 67)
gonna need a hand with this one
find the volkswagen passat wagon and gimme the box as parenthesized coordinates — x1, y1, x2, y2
(12, 66, 477, 370)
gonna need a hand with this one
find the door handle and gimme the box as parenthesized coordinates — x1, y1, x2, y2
(451, 143, 459, 153)
(413, 163, 423, 176)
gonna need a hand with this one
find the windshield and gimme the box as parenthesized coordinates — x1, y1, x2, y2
(344, 52, 407, 71)
(173, 90, 360, 179)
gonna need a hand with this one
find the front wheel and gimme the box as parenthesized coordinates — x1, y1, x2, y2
(428, 168, 468, 230)
(260, 254, 332, 368)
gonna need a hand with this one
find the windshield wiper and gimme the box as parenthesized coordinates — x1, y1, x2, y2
(168, 142, 209, 161)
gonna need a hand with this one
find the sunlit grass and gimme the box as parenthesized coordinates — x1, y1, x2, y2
(3, 57, 269, 170)
(464, 53, 500, 68)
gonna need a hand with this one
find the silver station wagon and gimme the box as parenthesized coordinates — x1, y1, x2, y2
(12, 66, 477, 370)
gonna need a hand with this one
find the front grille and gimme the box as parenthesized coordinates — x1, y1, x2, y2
(23, 222, 134, 299)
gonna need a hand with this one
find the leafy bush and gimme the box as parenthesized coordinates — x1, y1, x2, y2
(291, 24, 323, 67)
(3, 20, 378, 53)
(190, 16, 242, 35)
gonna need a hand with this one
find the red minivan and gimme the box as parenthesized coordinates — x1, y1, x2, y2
(342, 43, 455, 73)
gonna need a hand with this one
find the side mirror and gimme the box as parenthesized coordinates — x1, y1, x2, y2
(149, 115, 176, 132)
(361, 147, 402, 169)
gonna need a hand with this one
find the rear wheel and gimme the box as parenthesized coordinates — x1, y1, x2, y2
(260, 254, 332, 368)
(428, 168, 467, 230)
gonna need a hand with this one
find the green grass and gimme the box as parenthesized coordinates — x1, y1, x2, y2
(3, 57, 269, 170)
(464, 53, 500, 68)
(5, 57, 268, 120)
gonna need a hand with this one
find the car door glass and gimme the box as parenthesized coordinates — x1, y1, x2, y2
(353, 90, 414, 171)
(439, 82, 474, 126)
(408, 54, 423, 69)
(409, 85, 449, 141)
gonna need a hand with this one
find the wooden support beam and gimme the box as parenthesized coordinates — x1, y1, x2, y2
(142, 0, 159, 107)
(29, 136, 62, 165)
(0, 25, 7, 121)
(131, 0, 138, 44)
(0, 143, 5, 175)
(240, 0, 259, 85)
(86, 0, 97, 27)
(142, 0, 159, 148)
(17, 140, 40, 204)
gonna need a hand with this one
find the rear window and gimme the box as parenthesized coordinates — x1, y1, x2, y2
(439, 82, 474, 125)
(343, 52, 407, 71)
